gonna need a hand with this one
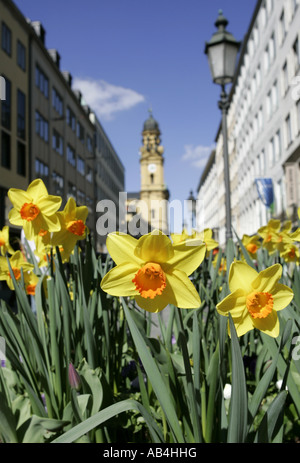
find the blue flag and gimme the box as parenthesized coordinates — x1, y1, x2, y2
(255, 178, 274, 208)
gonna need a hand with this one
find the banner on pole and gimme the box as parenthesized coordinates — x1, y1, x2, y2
(255, 178, 274, 208)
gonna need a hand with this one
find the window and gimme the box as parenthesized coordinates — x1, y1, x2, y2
(87, 135, 93, 153)
(1, 76, 11, 129)
(52, 87, 63, 116)
(52, 171, 64, 195)
(279, 10, 286, 45)
(285, 114, 292, 146)
(258, 106, 263, 130)
(77, 156, 85, 175)
(2, 22, 11, 56)
(76, 121, 84, 142)
(52, 129, 63, 155)
(77, 190, 85, 205)
(35, 65, 49, 98)
(293, 37, 300, 74)
(1, 131, 10, 169)
(17, 40, 26, 70)
(17, 89, 26, 139)
(17, 141, 26, 176)
(35, 111, 49, 142)
(35, 158, 49, 183)
(271, 80, 278, 112)
(264, 33, 276, 72)
(86, 166, 93, 183)
(67, 145, 76, 167)
(67, 182, 76, 200)
(266, 90, 272, 119)
(269, 137, 275, 166)
(275, 129, 281, 161)
(66, 106, 76, 131)
(282, 61, 289, 95)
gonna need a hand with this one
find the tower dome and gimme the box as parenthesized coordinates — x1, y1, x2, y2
(143, 109, 160, 132)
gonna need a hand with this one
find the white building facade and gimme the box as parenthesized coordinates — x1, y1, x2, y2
(198, 0, 300, 245)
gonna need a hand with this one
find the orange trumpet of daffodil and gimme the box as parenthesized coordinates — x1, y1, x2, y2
(51, 197, 88, 255)
(216, 261, 294, 338)
(101, 230, 206, 313)
(241, 234, 261, 260)
(8, 179, 62, 241)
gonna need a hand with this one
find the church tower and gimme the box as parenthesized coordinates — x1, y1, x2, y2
(139, 110, 169, 234)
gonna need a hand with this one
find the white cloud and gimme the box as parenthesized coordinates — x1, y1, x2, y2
(181, 143, 215, 169)
(72, 77, 145, 120)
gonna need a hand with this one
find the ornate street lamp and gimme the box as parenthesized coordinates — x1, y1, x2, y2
(205, 10, 241, 241)
(187, 190, 197, 230)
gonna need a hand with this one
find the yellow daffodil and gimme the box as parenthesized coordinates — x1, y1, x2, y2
(191, 228, 219, 256)
(101, 230, 206, 313)
(8, 179, 62, 241)
(216, 261, 294, 338)
(51, 197, 88, 254)
(0, 250, 35, 291)
(241, 234, 261, 260)
(258, 219, 281, 254)
(290, 227, 300, 242)
(212, 252, 227, 275)
(0, 226, 15, 256)
(170, 228, 190, 244)
(280, 243, 300, 264)
(24, 272, 39, 296)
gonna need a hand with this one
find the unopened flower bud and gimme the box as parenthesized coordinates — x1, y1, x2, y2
(68, 363, 81, 390)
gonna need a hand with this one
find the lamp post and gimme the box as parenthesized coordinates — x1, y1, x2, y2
(205, 10, 240, 241)
(187, 190, 197, 230)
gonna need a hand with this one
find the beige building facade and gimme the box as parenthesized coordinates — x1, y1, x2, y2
(0, 0, 125, 248)
(0, 0, 29, 236)
(198, 0, 300, 245)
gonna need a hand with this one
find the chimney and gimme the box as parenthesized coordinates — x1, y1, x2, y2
(47, 49, 61, 69)
(31, 21, 46, 45)
(62, 71, 72, 87)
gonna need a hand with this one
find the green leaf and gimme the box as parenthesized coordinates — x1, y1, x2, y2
(122, 299, 185, 443)
(227, 314, 248, 443)
(22, 415, 69, 443)
(0, 391, 18, 443)
(254, 391, 287, 443)
(51, 399, 163, 443)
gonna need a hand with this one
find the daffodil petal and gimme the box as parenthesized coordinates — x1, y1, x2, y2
(8, 207, 24, 226)
(100, 262, 140, 297)
(134, 293, 171, 313)
(164, 268, 201, 309)
(216, 289, 246, 317)
(8, 189, 31, 210)
(165, 240, 206, 276)
(229, 310, 254, 337)
(40, 213, 61, 232)
(134, 231, 174, 263)
(75, 206, 89, 222)
(251, 264, 282, 293)
(37, 196, 62, 216)
(272, 283, 294, 311)
(27, 179, 49, 203)
(252, 311, 279, 338)
(228, 261, 258, 294)
(106, 232, 142, 266)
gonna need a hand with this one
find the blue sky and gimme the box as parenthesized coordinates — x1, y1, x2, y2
(15, 0, 257, 231)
